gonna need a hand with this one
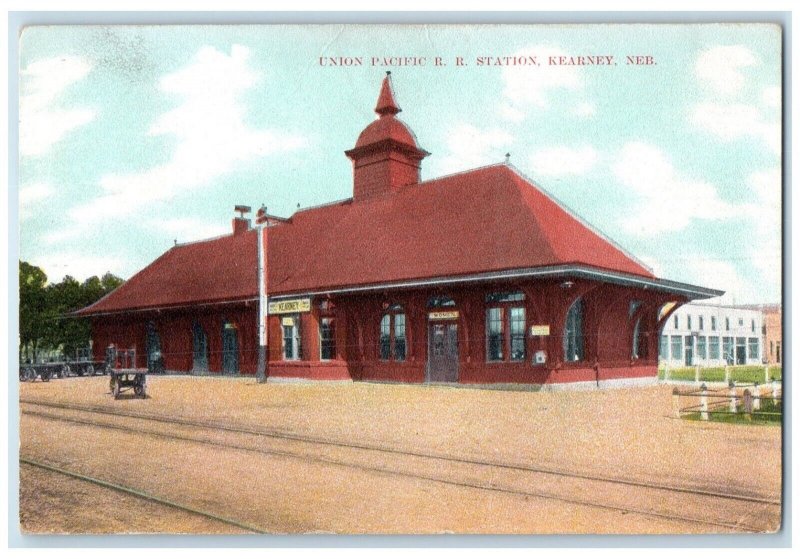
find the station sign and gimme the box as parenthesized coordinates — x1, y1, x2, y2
(429, 311, 459, 320)
(282, 317, 295, 327)
(268, 298, 311, 315)
(530, 324, 550, 336)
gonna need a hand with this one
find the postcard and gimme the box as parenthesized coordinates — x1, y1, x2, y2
(16, 22, 782, 536)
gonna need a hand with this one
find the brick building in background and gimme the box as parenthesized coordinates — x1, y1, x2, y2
(77, 75, 722, 389)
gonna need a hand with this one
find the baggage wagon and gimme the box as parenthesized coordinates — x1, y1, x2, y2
(105, 347, 148, 399)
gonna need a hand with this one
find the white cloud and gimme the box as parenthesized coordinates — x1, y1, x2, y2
(19, 182, 54, 219)
(761, 86, 782, 108)
(572, 102, 596, 118)
(150, 217, 229, 243)
(694, 46, 757, 97)
(20, 56, 96, 157)
(529, 145, 599, 177)
(61, 44, 307, 235)
(34, 252, 125, 283)
(690, 102, 780, 154)
(681, 257, 751, 305)
(433, 123, 514, 176)
(742, 167, 782, 295)
(611, 142, 737, 236)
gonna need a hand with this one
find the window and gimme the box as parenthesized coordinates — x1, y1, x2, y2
(380, 305, 406, 361)
(770, 341, 774, 356)
(722, 336, 733, 362)
(711, 316, 717, 331)
(697, 336, 707, 359)
(725, 317, 730, 331)
(751, 319, 756, 332)
(699, 316, 704, 331)
(709, 337, 720, 360)
(486, 292, 526, 362)
(282, 315, 302, 360)
(632, 317, 645, 359)
(674, 315, 679, 329)
(660, 335, 668, 359)
(564, 298, 584, 362)
(320, 317, 336, 360)
(687, 315, 692, 330)
(748, 337, 759, 360)
(670, 335, 682, 360)
(738, 318, 744, 327)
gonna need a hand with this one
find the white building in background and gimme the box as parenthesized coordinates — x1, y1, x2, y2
(659, 302, 763, 368)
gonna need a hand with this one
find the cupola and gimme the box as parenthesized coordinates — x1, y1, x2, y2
(345, 73, 430, 202)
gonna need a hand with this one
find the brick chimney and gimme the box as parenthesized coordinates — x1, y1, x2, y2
(232, 205, 251, 235)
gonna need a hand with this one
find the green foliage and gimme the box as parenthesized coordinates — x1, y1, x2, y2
(18, 261, 125, 362)
(659, 365, 782, 383)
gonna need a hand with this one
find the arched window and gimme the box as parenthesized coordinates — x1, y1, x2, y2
(632, 316, 642, 359)
(192, 321, 208, 372)
(563, 298, 584, 362)
(380, 304, 406, 361)
(146, 321, 164, 373)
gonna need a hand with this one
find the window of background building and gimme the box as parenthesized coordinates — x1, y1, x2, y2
(670, 335, 682, 360)
(282, 315, 302, 360)
(320, 317, 336, 360)
(380, 305, 406, 361)
(725, 317, 730, 331)
(660, 335, 668, 359)
(748, 337, 759, 360)
(751, 319, 756, 332)
(722, 336, 733, 363)
(699, 316, 704, 330)
(711, 316, 717, 331)
(486, 292, 526, 362)
(709, 336, 720, 360)
(564, 298, 584, 362)
(697, 336, 707, 359)
(738, 318, 744, 327)
(687, 315, 692, 330)
(674, 315, 679, 329)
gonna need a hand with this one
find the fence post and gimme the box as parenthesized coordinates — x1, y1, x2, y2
(764, 365, 770, 384)
(672, 387, 680, 418)
(743, 389, 753, 421)
(700, 383, 709, 421)
(695, 364, 700, 383)
(753, 381, 761, 410)
(729, 380, 737, 414)
(772, 378, 778, 403)
(665, 361, 671, 381)
(724, 364, 730, 385)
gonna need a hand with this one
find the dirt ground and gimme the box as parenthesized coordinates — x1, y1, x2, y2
(17, 376, 783, 535)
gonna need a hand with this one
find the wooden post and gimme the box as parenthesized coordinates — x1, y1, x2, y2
(665, 361, 671, 381)
(743, 389, 753, 421)
(724, 364, 730, 385)
(764, 365, 770, 384)
(729, 381, 737, 414)
(772, 378, 779, 403)
(753, 382, 761, 411)
(672, 387, 680, 419)
(700, 383, 709, 421)
(694, 364, 700, 383)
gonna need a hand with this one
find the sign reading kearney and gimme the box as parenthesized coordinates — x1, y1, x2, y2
(268, 298, 311, 315)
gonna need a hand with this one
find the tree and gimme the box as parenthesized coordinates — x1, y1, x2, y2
(18, 261, 125, 361)
(19, 262, 48, 361)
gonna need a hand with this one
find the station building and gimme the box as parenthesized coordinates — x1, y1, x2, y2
(77, 75, 722, 388)
(658, 302, 764, 368)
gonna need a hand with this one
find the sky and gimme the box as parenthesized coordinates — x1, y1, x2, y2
(17, 24, 782, 304)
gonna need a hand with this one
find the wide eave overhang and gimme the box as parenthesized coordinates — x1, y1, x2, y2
(268, 264, 723, 302)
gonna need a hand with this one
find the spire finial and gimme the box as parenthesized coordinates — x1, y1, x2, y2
(375, 73, 401, 116)
(505, 152, 511, 163)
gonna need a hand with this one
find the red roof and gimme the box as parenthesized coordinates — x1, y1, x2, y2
(78, 164, 657, 315)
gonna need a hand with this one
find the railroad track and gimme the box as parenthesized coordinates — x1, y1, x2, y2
(21, 398, 781, 533)
(21, 457, 267, 534)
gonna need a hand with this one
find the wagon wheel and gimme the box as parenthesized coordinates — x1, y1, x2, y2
(25, 368, 37, 382)
(63, 365, 71, 377)
(112, 377, 121, 399)
(86, 364, 95, 376)
(41, 370, 51, 382)
(134, 383, 146, 398)
(19, 369, 27, 382)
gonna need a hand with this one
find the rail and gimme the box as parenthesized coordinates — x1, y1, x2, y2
(672, 380, 782, 422)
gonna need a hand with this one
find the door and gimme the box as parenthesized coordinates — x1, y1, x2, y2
(222, 322, 239, 374)
(684, 335, 693, 366)
(428, 322, 459, 382)
(736, 345, 747, 365)
(192, 322, 208, 373)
